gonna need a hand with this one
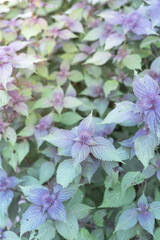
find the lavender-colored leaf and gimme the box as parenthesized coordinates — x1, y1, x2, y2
(157, 169, 160, 181)
(99, 10, 124, 24)
(43, 129, 75, 148)
(20, 205, 47, 236)
(0, 63, 13, 88)
(91, 137, 122, 162)
(48, 200, 66, 222)
(138, 194, 148, 208)
(56, 185, 77, 202)
(105, 33, 125, 50)
(133, 74, 160, 98)
(14, 102, 29, 116)
(0, 190, 13, 215)
(71, 142, 90, 163)
(9, 41, 29, 52)
(138, 211, 154, 235)
(26, 188, 49, 206)
(77, 113, 95, 136)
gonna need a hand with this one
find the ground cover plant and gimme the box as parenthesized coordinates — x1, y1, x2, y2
(1, 0, 160, 239)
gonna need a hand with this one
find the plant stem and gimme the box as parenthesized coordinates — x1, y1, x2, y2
(14, 75, 21, 89)
(3, 106, 9, 122)
(118, 34, 128, 79)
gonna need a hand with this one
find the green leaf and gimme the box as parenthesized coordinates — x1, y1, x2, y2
(92, 228, 104, 240)
(37, 64, 49, 78)
(33, 98, 53, 110)
(16, 141, 30, 164)
(93, 210, 106, 227)
(3, 141, 29, 170)
(2, 231, 20, 240)
(0, 90, 10, 107)
(134, 132, 158, 167)
(78, 228, 92, 240)
(60, 112, 82, 125)
(29, 221, 56, 240)
(103, 80, 119, 97)
(69, 70, 84, 82)
(39, 162, 55, 184)
(100, 185, 136, 208)
(150, 201, 160, 220)
(63, 42, 78, 53)
(0, 213, 8, 228)
(121, 171, 145, 193)
(82, 28, 102, 41)
(46, 38, 56, 55)
(70, 203, 93, 220)
(84, 51, 111, 66)
(102, 102, 136, 124)
(116, 226, 137, 240)
(140, 36, 160, 49)
(21, 24, 41, 40)
(18, 125, 35, 137)
(56, 160, 81, 188)
(3, 145, 18, 171)
(154, 227, 160, 240)
(56, 213, 79, 240)
(3, 127, 17, 147)
(123, 54, 141, 70)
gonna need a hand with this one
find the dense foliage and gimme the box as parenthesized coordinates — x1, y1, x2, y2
(1, 0, 160, 239)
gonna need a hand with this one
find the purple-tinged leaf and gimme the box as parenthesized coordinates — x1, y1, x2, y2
(72, 53, 88, 65)
(99, 10, 124, 24)
(91, 137, 122, 162)
(43, 129, 75, 148)
(147, 3, 160, 27)
(35, 128, 48, 148)
(0, 63, 13, 88)
(102, 101, 140, 124)
(56, 185, 77, 202)
(14, 102, 29, 116)
(7, 176, 21, 188)
(138, 211, 154, 235)
(105, 33, 125, 50)
(69, 21, 84, 33)
(59, 30, 77, 40)
(157, 169, 160, 181)
(133, 74, 160, 99)
(71, 142, 90, 163)
(116, 209, 138, 231)
(0, 190, 13, 215)
(138, 194, 148, 209)
(48, 200, 66, 222)
(20, 205, 47, 236)
(9, 41, 30, 52)
(14, 53, 43, 68)
(0, 169, 7, 180)
(77, 113, 95, 136)
(26, 188, 49, 205)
